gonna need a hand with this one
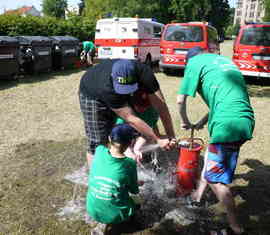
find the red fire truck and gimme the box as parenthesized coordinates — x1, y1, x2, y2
(233, 22, 270, 78)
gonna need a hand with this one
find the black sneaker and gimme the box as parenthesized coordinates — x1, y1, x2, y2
(185, 195, 203, 209)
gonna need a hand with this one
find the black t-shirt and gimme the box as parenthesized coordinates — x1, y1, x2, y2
(79, 59, 160, 109)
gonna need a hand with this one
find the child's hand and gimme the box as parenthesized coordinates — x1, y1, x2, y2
(134, 150, 143, 165)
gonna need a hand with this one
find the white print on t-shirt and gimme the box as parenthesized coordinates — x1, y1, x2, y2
(97, 182, 114, 189)
(91, 176, 121, 201)
(213, 57, 240, 72)
(91, 191, 111, 200)
(92, 186, 113, 196)
(94, 176, 120, 187)
(211, 85, 220, 89)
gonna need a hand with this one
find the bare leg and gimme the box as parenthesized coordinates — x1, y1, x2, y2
(86, 52, 93, 66)
(210, 183, 243, 234)
(192, 175, 208, 202)
(191, 149, 209, 202)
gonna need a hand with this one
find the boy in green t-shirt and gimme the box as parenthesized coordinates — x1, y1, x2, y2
(81, 41, 95, 66)
(86, 123, 143, 233)
(177, 47, 253, 235)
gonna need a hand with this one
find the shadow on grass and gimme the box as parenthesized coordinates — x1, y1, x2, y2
(232, 159, 270, 235)
(0, 67, 88, 91)
(245, 76, 270, 98)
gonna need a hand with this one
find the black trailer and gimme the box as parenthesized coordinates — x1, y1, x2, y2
(50, 36, 80, 70)
(17, 36, 53, 74)
(0, 36, 20, 79)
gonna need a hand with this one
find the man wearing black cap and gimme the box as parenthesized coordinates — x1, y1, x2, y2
(177, 47, 254, 235)
(79, 59, 176, 167)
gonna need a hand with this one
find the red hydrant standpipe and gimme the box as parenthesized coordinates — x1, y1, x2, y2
(175, 127, 204, 196)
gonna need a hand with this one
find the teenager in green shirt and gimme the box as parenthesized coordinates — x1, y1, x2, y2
(177, 47, 253, 235)
(86, 123, 142, 227)
(81, 41, 95, 66)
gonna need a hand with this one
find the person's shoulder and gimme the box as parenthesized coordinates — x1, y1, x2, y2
(124, 157, 137, 167)
(96, 144, 108, 153)
(189, 53, 217, 65)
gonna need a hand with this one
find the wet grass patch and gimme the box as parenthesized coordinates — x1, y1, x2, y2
(0, 138, 91, 235)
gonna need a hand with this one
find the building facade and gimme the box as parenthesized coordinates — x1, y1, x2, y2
(234, 0, 265, 25)
(4, 6, 41, 17)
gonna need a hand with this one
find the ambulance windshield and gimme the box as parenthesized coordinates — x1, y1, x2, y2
(164, 25, 203, 42)
(240, 26, 270, 46)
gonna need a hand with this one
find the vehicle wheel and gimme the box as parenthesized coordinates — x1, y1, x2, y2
(163, 67, 171, 75)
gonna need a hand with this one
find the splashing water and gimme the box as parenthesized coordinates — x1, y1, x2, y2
(140, 143, 159, 153)
(134, 150, 187, 227)
(58, 146, 203, 229)
(64, 165, 88, 186)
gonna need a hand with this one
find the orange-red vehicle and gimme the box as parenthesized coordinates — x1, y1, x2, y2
(159, 22, 220, 73)
(233, 23, 270, 78)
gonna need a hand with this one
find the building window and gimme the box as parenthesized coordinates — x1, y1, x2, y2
(250, 3, 256, 9)
(237, 2, 243, 8)
(250, 11, 254, 17)
(237, 10, 242, 16)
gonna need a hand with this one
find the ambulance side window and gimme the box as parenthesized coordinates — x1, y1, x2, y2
(121, 27, 127, 33)
(154, 26, 162, 38)
(143, 26, 151, 35)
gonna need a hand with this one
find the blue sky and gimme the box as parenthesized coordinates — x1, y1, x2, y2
(0, 0, 235, 14)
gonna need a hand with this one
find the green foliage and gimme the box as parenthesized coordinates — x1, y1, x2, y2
(263, 0, 270, 21)
(169, 0, 230, 36)
(0, 0, 232, 41)
(169, 0, 211, 22)
(207, 0, 230, 36)
(0, 14, 95, 41)
(232, 22, 241, 36)
(42, 0, 67, 18)
(84, 0, 231, 35)
(84, 0, 173, 24)
(225, 25, 234, 37)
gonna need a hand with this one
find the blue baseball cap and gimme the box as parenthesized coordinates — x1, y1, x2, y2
(186, 46, 204, 62)
(111, 59, 138, 94)
(110, 124, 138, 144)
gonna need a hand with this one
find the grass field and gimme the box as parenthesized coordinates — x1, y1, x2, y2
(0, 40, 270, 235)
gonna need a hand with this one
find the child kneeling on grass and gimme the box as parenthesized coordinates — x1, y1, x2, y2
(86, 123, 143, 234)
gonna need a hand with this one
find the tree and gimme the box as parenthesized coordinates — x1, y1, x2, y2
(206, 0, 230, 37)
(42, 0, 67, 18)
(78, 0, 85, 16)
(263, 0, 270, 21)
(84, 0, 173, 24)
(169, 0, 211, 22)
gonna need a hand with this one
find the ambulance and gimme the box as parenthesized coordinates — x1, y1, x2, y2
(233, 22, 270, 78)
(94, 17, 164, 65)
(159, 22, 220, 73)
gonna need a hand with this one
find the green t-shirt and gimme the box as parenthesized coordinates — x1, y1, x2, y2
(178, 53, 255, 143)
(86, 145, 139, 224)
(83, 41, 95, 53)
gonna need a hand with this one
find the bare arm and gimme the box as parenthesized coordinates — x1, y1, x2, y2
(194, 113, 209, 130)
(177, 94, 193, 130)
(112, 106, 171, 150)
(148, 89, 175, 138)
